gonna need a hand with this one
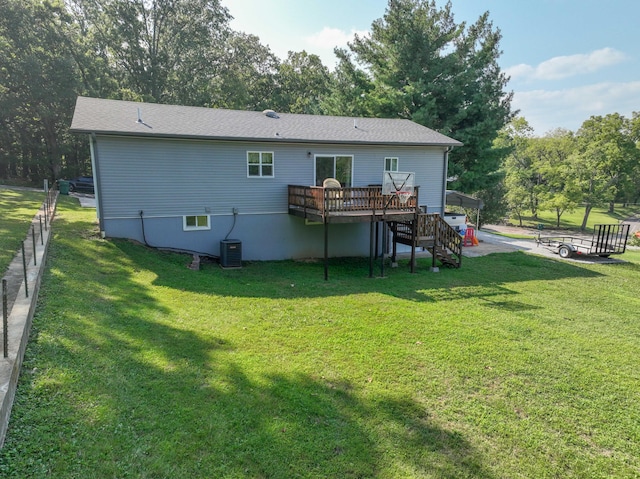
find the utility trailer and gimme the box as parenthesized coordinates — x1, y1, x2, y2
(537, 223, 630, 259)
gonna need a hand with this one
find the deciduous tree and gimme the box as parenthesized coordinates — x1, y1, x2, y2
(573, 114, 638, 230)
(533, 129, 580, 227)
(210, 32, 279, 111)
(0, 0, 84, 181)
(273, 51, 333, 114)
(497, 118, 537, 226)
(66, 0, 233, 104)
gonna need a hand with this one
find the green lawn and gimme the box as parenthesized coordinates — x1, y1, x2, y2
(511, 204, 639, 232)
(1, 197, 639, 478)
(0, 187, 46, 274)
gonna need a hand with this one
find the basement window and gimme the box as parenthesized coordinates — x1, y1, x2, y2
(183, 215, 210, 231)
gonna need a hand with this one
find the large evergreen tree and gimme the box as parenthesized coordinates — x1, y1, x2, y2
(325, 0, 513, 193)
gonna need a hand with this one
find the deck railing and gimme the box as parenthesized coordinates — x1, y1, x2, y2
(393, 213, 438, 240)
(433, 214, 463, 256)
(288, 185, 418, 216)
(392, 213, 462, 267)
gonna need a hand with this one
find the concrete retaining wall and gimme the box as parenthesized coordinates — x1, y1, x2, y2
(0, 197, 55, 448)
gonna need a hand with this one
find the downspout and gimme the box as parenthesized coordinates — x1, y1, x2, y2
(90, 133, 106, 237)
(442, 146, 453, 215)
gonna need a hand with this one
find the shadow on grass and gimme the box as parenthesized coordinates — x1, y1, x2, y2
(48, 198, 604, 306)
(0, 188, 45, 273)
(107, 238, 604, 305)
(2, 202, 614, 477)
(0, 206, 499, 477)
(7, 257, 494, 478)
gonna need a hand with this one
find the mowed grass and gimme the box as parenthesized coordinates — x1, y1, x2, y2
(1, 197, 639, 478)
(512, 204, 639, 231)
(0, 187, 46, 273)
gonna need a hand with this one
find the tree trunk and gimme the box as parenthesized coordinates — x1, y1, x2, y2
(580, 204, 593, 231)
(42, 118, 61, 180)
(0, 154, 8, 178)
(608, 201, 615, 213)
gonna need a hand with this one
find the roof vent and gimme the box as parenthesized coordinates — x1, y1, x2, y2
(135, 107, 152, 129)
(263, 109, 279, 119)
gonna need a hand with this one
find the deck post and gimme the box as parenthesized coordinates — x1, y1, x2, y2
(324, 218, 329, 281)
(410, 218, 416, 273)
(380, 220, 386, 277)
(432, 218, 438, 271)
(391, 223, 398, 266)
(369, 217, 375, 278)
(410, 188, 419, 273)
(303, 186, 309, 217)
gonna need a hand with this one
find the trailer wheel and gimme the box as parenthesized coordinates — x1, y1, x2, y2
(558, 245, 572, 258)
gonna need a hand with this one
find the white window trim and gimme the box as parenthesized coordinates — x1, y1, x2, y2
(384, 157, 399, 172)
(247, 151, 275, 178)
(183, 215, 211, 231)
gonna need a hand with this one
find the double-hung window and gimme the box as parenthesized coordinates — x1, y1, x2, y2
(385, 157, 399, 172)
(247, 151, 274, 177)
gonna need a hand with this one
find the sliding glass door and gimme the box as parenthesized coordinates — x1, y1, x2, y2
(315, 155, 353, 187)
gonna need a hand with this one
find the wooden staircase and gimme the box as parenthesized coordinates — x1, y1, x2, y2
(389, 214, 463, 268)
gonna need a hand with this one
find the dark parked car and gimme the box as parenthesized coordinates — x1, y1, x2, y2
(68, 175, 94, 193)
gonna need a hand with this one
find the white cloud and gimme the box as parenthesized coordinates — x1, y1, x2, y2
(506, 48, 627, 82)
(303, 27, 370, 68)
(505, 63, 535, 79)
(512, 81, 640, 134)
(305, 27, 369, 50)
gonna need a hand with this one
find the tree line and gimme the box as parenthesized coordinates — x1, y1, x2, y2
(2, 0, 636, 227)
(0, 0, 512, 193)
(497, 114, 640, 230)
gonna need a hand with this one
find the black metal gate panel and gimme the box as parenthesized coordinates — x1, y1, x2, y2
(592, 224, 630, 255)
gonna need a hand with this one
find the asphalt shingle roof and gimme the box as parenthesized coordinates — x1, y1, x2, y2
(70, 96, 462, 147)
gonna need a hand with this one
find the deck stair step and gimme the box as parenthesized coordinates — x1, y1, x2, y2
(428, 246, 460, 268)
(389, 214, 462, 269)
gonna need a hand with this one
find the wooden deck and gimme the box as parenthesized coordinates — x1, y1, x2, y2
(288, 185, 418, 223)
(287, 185, 462, 277)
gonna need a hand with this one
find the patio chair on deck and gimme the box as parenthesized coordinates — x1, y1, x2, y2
(323, 178, 343, 211)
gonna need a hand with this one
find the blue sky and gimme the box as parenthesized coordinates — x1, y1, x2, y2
(222, 0, 640, 135)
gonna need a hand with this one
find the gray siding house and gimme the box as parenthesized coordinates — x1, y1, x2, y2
(70, 96, 462, 262)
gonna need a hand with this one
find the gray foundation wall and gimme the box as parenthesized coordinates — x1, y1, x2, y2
(106, 213, 374, 260)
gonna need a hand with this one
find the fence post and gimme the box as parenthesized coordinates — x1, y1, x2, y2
(32, 225, 37, 266)
(21, 243, 28, 298)
(2, 278, 7, 358)
(39, 215, 44, 245)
